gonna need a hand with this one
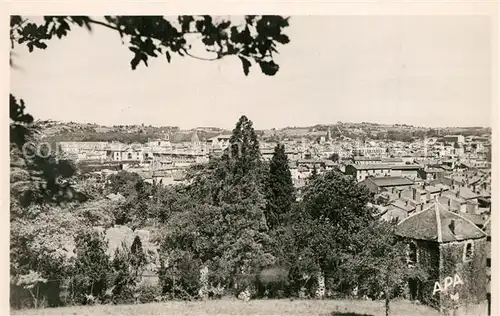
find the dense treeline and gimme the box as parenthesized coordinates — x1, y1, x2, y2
(43, 129, 225, 144)
(10, 115, 427, 316)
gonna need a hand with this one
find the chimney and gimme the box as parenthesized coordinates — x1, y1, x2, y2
(455, 190, 460, 198)
(412, 187, 417, 201)
(449, 220, 456, 235)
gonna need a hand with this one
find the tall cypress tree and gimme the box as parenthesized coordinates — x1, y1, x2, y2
(216, 116, 274, 284)
(266, 143, 295, 229)
(223, 115, 261, 178)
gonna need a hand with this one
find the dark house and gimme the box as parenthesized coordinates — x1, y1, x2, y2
(395, 201, 488, 314)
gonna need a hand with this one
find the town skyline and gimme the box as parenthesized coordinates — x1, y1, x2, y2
(37, 117, 492, 131)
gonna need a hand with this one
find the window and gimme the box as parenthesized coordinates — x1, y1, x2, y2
(463, 241, 474, 262)
(127, 153, 132, 160)
(407, 242, 418, 265)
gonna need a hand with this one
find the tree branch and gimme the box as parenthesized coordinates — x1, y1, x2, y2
(87, 18, 122, 33)
(181, 48, 223, 61)
(87, 18, 225, 62)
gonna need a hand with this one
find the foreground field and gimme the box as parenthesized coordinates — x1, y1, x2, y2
(10, 298, 439, 316)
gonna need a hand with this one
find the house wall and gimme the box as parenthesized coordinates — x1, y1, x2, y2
(438, 238, 488, 312)
(412, 240, 441, 309)
(400, 189, 412, 199)
(466, 202, 479, 214)
(412, 188, 427, 204)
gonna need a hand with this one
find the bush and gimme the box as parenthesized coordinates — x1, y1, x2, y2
(71, 229, 112, 305)
(137, 284, 162, 304)
(110, 244, 139, 304)
(159, 250, 201, 300)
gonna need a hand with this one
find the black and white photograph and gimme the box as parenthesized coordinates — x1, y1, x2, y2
(6, 5, 498, 316)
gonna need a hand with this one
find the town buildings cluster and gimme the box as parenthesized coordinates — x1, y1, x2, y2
(55, 124, 492, 314)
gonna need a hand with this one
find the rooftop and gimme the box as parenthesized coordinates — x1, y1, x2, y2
(395, 201, 486, 242)
(353, 156, 382, 161)
(364, 176, 415, 187)
(349, 164, 393, 170)
(391, 164, 423, 170)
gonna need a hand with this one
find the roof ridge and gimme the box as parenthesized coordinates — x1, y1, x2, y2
(436, 200, 487, 237)
(435, 202, 443, 243)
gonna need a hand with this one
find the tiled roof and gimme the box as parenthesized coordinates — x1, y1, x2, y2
(350, 164, 393, 170)
(461, 213, 488, 227)
(425, 185, 443, 194)
(395, 201, 486, 242)
(391, 164, 423, 170)
(381, 157, 404, 162)
(459, 187, 480, 200)
(365, 176, 415, 187)
(353, 156, 381, 161)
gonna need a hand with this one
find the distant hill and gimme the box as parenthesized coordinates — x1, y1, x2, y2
(36, 120, 491, 144)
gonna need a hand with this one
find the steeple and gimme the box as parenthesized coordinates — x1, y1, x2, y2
(191, 129, 200, 144)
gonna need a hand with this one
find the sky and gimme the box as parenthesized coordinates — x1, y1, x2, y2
(10, 15, 493, 130)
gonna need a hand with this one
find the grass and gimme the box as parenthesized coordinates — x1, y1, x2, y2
(10, 298, 440, 316)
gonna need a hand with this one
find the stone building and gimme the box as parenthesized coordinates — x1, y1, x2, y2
(395, 200, 488, 315)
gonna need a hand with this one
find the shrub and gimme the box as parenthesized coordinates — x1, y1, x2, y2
(110, 244, 138, 304)
(159, 250, 201, 300)
(137, 284, 162, 304)
(71, 229, 111, 305)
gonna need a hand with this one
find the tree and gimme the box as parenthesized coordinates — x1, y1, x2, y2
(265, 143, 295, 229)
(222, 115, 262, 182)
(10, 208, 84, 307)
(130, 236, 147, 279)
(159, 116, 275, 296)
(110, 244, 138, 304)
(72, 229, 112, 304)
(10, 15, 290, 78)
(297, 170, 375, 294)
(310, 165, 318, 180)
(328, 153, 339, 162)
(10, 97, 77, 214)
(350, 221, 428, 316)
(106, 171, 143, 196)
(302, 170, 373, 228)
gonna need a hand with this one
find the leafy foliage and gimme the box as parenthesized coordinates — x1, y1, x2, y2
(157, 116, 275, 297)
(11, 15, 290, 76)
(71, 229, 112, 304)
(265, 144, 295, 229)
(350, 221, 428, 316)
